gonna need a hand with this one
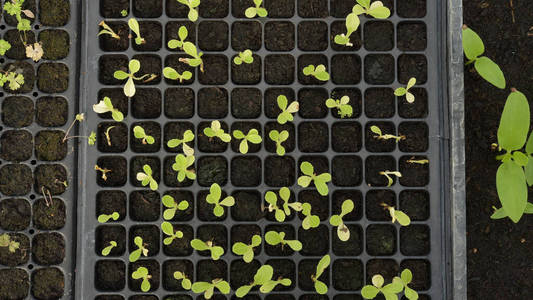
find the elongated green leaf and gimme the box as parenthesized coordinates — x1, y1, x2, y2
(474, 56, 506, 89)
(525, 158, 533, 186)
(496, 161, 527, 223)
(497, 90, 530, 151)
(462, 26, 484, 60)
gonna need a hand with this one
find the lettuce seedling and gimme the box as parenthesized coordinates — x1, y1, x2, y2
(0, 39, 12, 55)
(334, 12, 360, 46)
(276, 95, 299, 125)
(361, 274, 403, 300)
(260, 276, 292, 293)
(204, 120, 232, 143)
(132, 267, 152, 292)
(168, 129, 195, 156)
(394, 77, 417, 103)
(265, 187, 302, 222)
(176, 0, 200, 22)
(120, 9, 128, 17)
(371, 125, 405, 143)
(396, 269, 418, 300)
(172, 154, 196, 182)
(269, 130, 289, 156)
(0, 233, 19, 253)
(133, 125, 155, 145)
(113, 59, 157, 97)
(236, 265, 291, 297)
(128, 18, 145, 45)
(62, 113, 96, 145)
(191, 278, 230, 300)
(0, 70, 24, 90)
(94, 165, 112, 181)
(136, 164, 158, 190)
(129, 236, 149, 262)
(233, 129, 262, 154)
(353, 0, 391, 19)
(301, 203, 320, 230)
(297, 161, 332, 196)
(329, 199, 354, 241)
(97, 212, 119, 223)
(179, 41, 204, 72)
(161, 221, 184, 245)
(168, 26, 189, 50)
(190, 239, 225, 260)
(101, 241, 117, 256)
(264, 231, 302, 251)
(4, 0, 33, 31)
(93, 96, 124, 121)
(232, 234, 261, 263)
(162, 194, 189, 220)
(234, 49, 254, 65)
(379, 170, 402, 187)
(380, 203, 411, 226)
(245, 0, 268, 18)
(326, 96, 353, 118)
(206, 183, 235, 217)
(302, 64, 330, 81)
(163, 67, 192, 83)
(173, 271, 192, 290)
(312, 255, 330, 295)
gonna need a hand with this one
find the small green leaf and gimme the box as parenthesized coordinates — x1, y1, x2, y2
(474, 56, 506, 89)
(361, 285, 380, 299)
(314, 280, 328, 294)
(496, 161, 527, 223)
(497, 90, 530, 151)
(462, 26, 485, 60)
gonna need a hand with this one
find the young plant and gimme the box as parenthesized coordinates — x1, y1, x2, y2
(101, 241, 117, 256)
(176, 0, 200, 22)
(379, 171, 402, 187)
(179, 41, 204, 72)
(95, 165, 112, 181)
(172, 154, 196, 182)
(190, 239, 225, 260)
(269, 130, 289, 156)
(302, 64, 330, 81)
(245, 0, 268, 18)
(129, 236, 149, 262)
(264, 231, 302, 251)
(311, 255, 330, 295)
(329, 199, 354, 241)
(167, 129, 195, 156)
(0, 233, 19, 253)
(168, 26, 189, 49)
(297, 161, 332, 196)
(133, 126, 155, 145)
(4, 0, 33, 31)
(381, 203, 411, 226)
(352, 0, 391, 19)
(204, 120, 231, 143)
(161, 221, 184, 245)
(325, 96, 353, 118)
(0, 39, 12, 55)
(136, 165, 158, 190)
(97, 212, 119, 223)
(260, 276, 292, 294)
(163, 67, 192, 83)
(396, 269, 418, 300)
(233, 129, 262, 154)
(371, 126, 405, 142)
(232, 234, 261, 263)
(162, 194, 189, 220)
(113, 59, 157, 97)
(128, 18, 145, 45)
(265, 187, 302, 222)
(206, 183, 235, 217)
(120, 9, 128, 17)
(98, 20, 119, 40)
(276, 95, 299, 124)
(235, 265, 273, 297)
(462, 25, 506, 89)
(62, 113, 96, 145)
(334, 12, 360, 46)
(173, 271, 192, 290)
(301, 203, 320, 230)
(131, 267, 152, 292)
(233, 49, 254, 65)
(394, 77, 417, 103)
(0, 70, 25, 90)
(191, 278, 230, 300)
(361, 274, 403, 300)
(93, 96, 124, 121)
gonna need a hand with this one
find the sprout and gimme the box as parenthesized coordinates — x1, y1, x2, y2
(176, 0, 200, 22)
(397, 269, 418, 300)
(136, 165, 158, 190)
(0, 39, 12, 55)
(379, 170, 402, 187)
(128, 18, 145, 45)
(325, 96, 353, 118)
(361, 274, 403, 300)
(133, 125, 155, 145)
(161, 221, 184, 245)
(302, 64, 330, 81)
(93, 97, 124, 121)
(190, 239, 225, 260)
(297, 162, 332, 196)
(380, 203, 411, 226)
(173, 271, 192, 290)
(179, 41, 204, 72)
(131, 267, 152, 292)
(259, 275, 292, 294)
(245, 0, 268, 18)
(276, 95, 299, 125)
(206, 183, 235, 217)
(334, 12, 360, 46)
(329, 199, 354, 241)
(236, 265, 273, 297)
(129, 236, 149, 262)
(62, 113, 96, 145)
(352, 0, 391, 19)
(232, 234, 261, 263)
(113, 59, 157, 97)
(265, 187, 302, 222)
(167, 129, 195, 156)
(233, 129, 262, 154)
(234, 49, 254, 65)
(269, 130, 289, 156)
(191, 278, 230, 300)
(172, 154, 196, 182)
(101, 241, 117, 256)
(311, 255, 330, 295)
(162, 194, 189, 220)
(120, 9, 128, 17)
(204, 120, 231, 143)
(97, 212, 119, 223)
(163, 67, 192, 83)
(94, 165, 112, 181)
(168, 26, 189, 50)
(394, 77, 417, 103)
(264, 231, 302, 252)
(301, 203, 320, 230)
(0, 233, 20, 253)
(370, 125, 405, 143)
(3, 0, 32, 31)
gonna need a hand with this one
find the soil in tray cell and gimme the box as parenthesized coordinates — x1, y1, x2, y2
(365, 121, 397, 153)
(95, 260, 126, 291)
(332, 224, 364, 256)
(99, 55, 129, 85)
(264, 0, 294, 18)
(331, 20, 362, 51)
(298, 88, 329, 119)
(231, 156, 262, 187)
(264, 156, 295, 187)
(38, 29, 70, 60)
(32, 232, 65, 265)
(399, 190, 429, 221)
(366, 189, 396, 221)
(230, 260, 261, 290)
(332, 190, 363, 221)
(265, 122, 295, 154)
(330, 88, 362, 119)
(33, 197, 66, 230)
(0, 130, 33, 162)
(298, 121, 329, 153)
(298, 54, 328, 86)
(129, 190, 161, 222)
(298, 155, 328, 177)
(4, 30, 36, 60)
(130, 156, 160, 187)
(98, 122, 128, 153)
(265, 21, 295, 52)
(198, 188, 231, 221)
(165, 88, 195, 119)
(332, 155, 362, 187)
(198, 87, 229, 119)
(34, 164, 67, 195)
(366, 224, 397, 256)
(364, 88, 395, 119)
(133, 0, 162, 17)
(298, 258, 330, 291)
(196, 225, 227, 257)
(96, 156, 128, 187)
(364, 21, 394, 51)
(332, 259, 364, 291)
(36, 96, 68, 127)
(401, 259, 431, 290)
(99, 22, 129, 52)
(231, 88, 262, 119)
(0, 233, 29, 267)
(331, 121, 362, 153)
(98, 88, 129, 120)
(166, 21, 196, 51)
(231, 190, 264, 221)
(297, 21, 328, 51)
(398, 122, 429, 153)
(366, 259, 399, 284)
(197, 260, 227, 285)
(2, 96, 34, 128)
(398, 88, 428, 119)
(297, 0, 328, 18)
(199, 55, 229, 85)
(264, 87, 296, 119)
(132, 21, 162, 52)
(398, 54, 427, 84)
(0, 164, 32, 196)
(399, 155, 429, 187)
(397, 21, 427, 51)
(164, 122, 195, 153)
(163, 259, 194, 291)
(397, 0, 426, 18)
(96, 190, 127, 221)
(37, 63, 69, 94)
(330, 0, 357, 17)
(197, 156, 228, 187)
(96, 225, 126, 257)
(331, 54, 362, 85)
(264, 54, 295, 85)
(400, 225, 430, 256)
(0, 198, 31, 231)
(0, 268, 29, 299)
(265, 188, 297, 222)
(31, 267, 64, 299)
(3, 61, 35, 94)
(198, 21, 229, 51)
(264, 224, 297, 256)
(100, 0, 129, 18)
(166, 0, 188, 18)
(364, 54, 395, 85)
(128, 260, 160, 292)
(130, 122, 161, 153)
(34, 130, 68, 161)
(199, 0, 229, 18)
(129, 225, 160, 257)
(365, 155, 397, 187)
(298, 225, 330, 256)
(231, 54, 262, 85)
(163, 225, 193, 256)
(132, 54, 162, 85)
(165, 54, 196, 85)
(232, 21, 262, 51)
(132, 88, 162, 119)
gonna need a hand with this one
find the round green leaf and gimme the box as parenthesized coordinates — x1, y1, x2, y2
(361, 285, 380, 299)
(265, 231, 281, 245)
(244, 7, 257, 18)
(232, 242, 249, 255)
(161, 221, 174, 235)
(235, 285, 253, 298)
(496, 161, 528, 223)
(286, 239, 302, 251)
(188, 8, 198, 21)
(178, 26, 188, 40)
(497, 90, 530, 150)
(314, 281, 328, 295)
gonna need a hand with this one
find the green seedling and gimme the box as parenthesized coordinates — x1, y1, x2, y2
(95, 165, 112, 181)
(301, 203, 320, 230)
(173, 271, 192, 290)
(396, 269, 418, 300)
(179, 41, 204, 72)
(234, 49, 254, 65)
(269, 130, 289, 156)
(302, 64, 330, 81)
(176, 0, 200, 22)
(245, 0, 268, 18)
(129, 236, 149, 262)
(168, 26, 189, 50)
(361, 274, 403, 300)
(191, 278, 230, 300)
(93, 96, 124, 121)
(136, 164, 158, 191)
(204, 120, 231, 143)
(162, 194, 189, 220)
(0, 39, 12, 55)
(0, 233, 19, 253)
(462, 25, 506, 89)
(233, 129, 262, 154)
(101, 241, 117, 256)
(190, 239, 225, 260)
(0, 70, 25, 90)
(334, 12, 360, 46)
(172, 154, 196, 182)
(4, 0, 33, 31)
(235, 265, 272, 297)
(133, 125, 155, 145)
(114, 59, 157, 97)
(394, 77, 417, 103)
(97, 212, 119, 223)
(161, 221, 184, 245)
(353, 0, 391, 18)
(206, 183, 235, 217)
(276, 95, 299, 125)
(326, 96, 353, 118)
(329, 199, 354, 241)
(167, 129, 195, 156)
(62, 113, 96, 146)
(132, 267, 152, 292)
(379, 170, 402, 187)
(260, 275, 292, 294)
(128, 18, 145, 45)
(381, 203, 411, 226)
(163, 67, 192, 83)
(297, 161, 332, 196)
(264, 231, 302, 251)
(98, 21, 119, 39)
(232, 234, 261, 263)
(265, 187, 302, 222)
(371, 126, 405, 143)
(311, 255, 330, 295)
(120, 9, 128, 17)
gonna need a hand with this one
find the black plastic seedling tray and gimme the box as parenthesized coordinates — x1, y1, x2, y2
(76, 0, 466, 300)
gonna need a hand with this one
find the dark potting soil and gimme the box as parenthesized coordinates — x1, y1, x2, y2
(231, 54, 262, 85)
(2, 96, 34, 128)
(96, 156, 128, 187)
(164, 122, 195, 153)
(32, 232, 65, 265)
(0, 268, 29, 299)
(96, 225, 126, 257)
(0, 164, 33, 196)
(165, 54, 196, 85)
(129, 225, 160, 257)
(364, 121, 397, 153)
(266, 259, 296, 291)
(197, 259, 227, 282)
(129, 156, 161, 189)
(231, 190, 264, 221)
(332, 259, 364, 291)
(129, 190, 161, 222)
(100, 0, 129, 18)
(231, 88, 262, 119)
(196, 224, 228, 257)
(98, 122, 129, 153)
(4, 29, 36, 60)
(36, 96, 69, 127)
(230, 259, 261, 290)
(364, 88, 395, 119)
(96, 190, 127, 221)
(34, 163, 68, 195)
(231, 156, 262, 187)
(31, 267, 65, 300)
(132, 88, 162, 119)
(4, 61, 35, 94)
(0, 233, 29, 267)
(0, 129, 33, 161)
(231, 224, 262, 256)
(365, 155, 396, 187)
(0, 198, 31, 230)
(265, 21, 295, 52)
(95, 260, 126, 291)
(298, 258, 329, 291)
(34, 130, 67, 161)
(39, 29, 70, 60)
(131, 122, 162, 153)
(165, 88, 195, 118)
(298, 88, 329, 119)
(32, 198, 66, 230)
(37, 63, 69, 93)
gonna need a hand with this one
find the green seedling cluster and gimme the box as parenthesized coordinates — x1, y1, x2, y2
(97, 212, 119, 223)
(163, 67, 192, 83)
(133, 125, 155, 145)
(329, 199, 354, 241)
(93, 96, 124, 121)
(394, 77, 417, 103)
(191, 278, 230, 299)
(114, 59, 157, 97)
(168, 26, 189, 49)
(206, 183, 235, 217)
(379, 170, 402, 187)
(362, 269, 418, 300)
(129, 236, 149, 262)
(236, 265, 291, 297)
(232, 234, 261, 263)
(265, 187, 302, 222)
(136, 164, 158, 190)
(101, 241, 117, 256)
(297, 161, 332, 196)
(172, 154, 196, 182)
(173, 271, 192, 290)
(269, 130, 289, 156)
(264, 231, 302, 251)
(233, 129, 262, 154)
(4, 0, 32, 31)
(0, 233, 19, 253)
(311, 255, 330, 294)
(98, 21, 119, 39)
(162, 194, 189, 220)
(245, 0, 267, 18)
(190, 239, 224, 260)
(371, 126, 405, 143)
(381, 203, 411, 226)
(302, 64, 330, 81)
(0, 69, 24, 90)
(353, 0, 391, 18)
(177, 0, 200, 22)
(167, 129, 195, 156)
(276, 95, 299, 124)
(326, 96, 353, 118)
(161, 221, 184, 245)
(234, 49, 254, 65)
(334, 11, 360, 47)
(301, 203, 320, 230)
(132, 267, 152, 292)
(204, 120, 231, 142)
(128, 18, 145, 45)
